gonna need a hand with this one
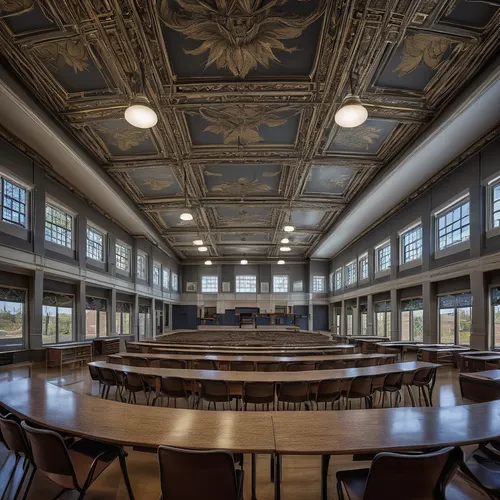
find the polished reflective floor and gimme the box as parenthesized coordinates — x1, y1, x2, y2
(0, 358, 475, 499)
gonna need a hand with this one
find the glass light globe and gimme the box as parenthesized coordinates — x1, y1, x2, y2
(124, 103, 158, 129)
(280, 246, 291, 252)
(180, 212, 193, 221)
(205, 260, 212, 265)
(241, 259, 248, 265)
(278, 260, 285, 265)
(198, 246, 208, 252)
(281, 238, 289, 244)
(334, 95, 368, 128)
(193, 239, 203, 246)
(283, 225, 295, 232)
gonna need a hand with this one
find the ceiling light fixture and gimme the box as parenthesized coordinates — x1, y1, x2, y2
(278, 260, 285, 265)
(334, 75, 368, 128)
(193, 239, 203, 246)
(205, 260, 212, 266)
(241, 254, 248, 265)
(198, 246, 208, 252)
(280, 246, 291, 252)
(283, 225, 295, 232)
(180, 211, 193, 221)
(125, 96, 158, 129)
(281, 238, 290, 244)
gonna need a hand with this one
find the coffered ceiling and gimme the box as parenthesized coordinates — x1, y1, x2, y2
(0, 0, 499, 261)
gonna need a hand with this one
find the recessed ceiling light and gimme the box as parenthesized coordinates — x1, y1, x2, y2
(280, 246, 291, 252)
(283, 225, 295, 232)
(205, 260, 212, 265)
(241, 258, 248, 265)
(334, 95, 368, 128)
(198, 246, 208, 252)
(278, 260, 285, 265)
(281, 238, 289, 244)
(193, 239, 203, 246)
(180, 211, 193, 221)
(124, 96, 158, 129)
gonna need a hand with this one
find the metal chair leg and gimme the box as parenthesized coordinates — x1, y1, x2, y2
(119, 448, 135, 500)
(1, 454, 20, 500)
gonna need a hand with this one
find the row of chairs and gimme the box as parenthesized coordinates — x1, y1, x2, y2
(111, 355, 393, 371)
(88, 365, 436, 410)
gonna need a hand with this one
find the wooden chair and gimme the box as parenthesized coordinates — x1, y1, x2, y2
(229, 361, 255, 371)
(157, 445, 243, 500)
(277, 381, 310, 410)
(199, 380, 233, 410)
(193, 360, 217, 370)
(159, 359, 187, 369)
(342, 376, 373, 409)
(379, 371, 404, 408)
(242, 382, 275, 410)
(411, 366, 436, 407)
(0, 415, 35, 500)
(21, 421, 134, 499)
(122, 356, 150, 367)
(336, 447, 462, 500)
(96, 367, 122, 400)
(256, 362, 280, 372)
(459, 443, 500, 498)
(318, 360, 347, 370)
(122, 371, 151, 405)
(285, 362, 316, 372)
(88, 364, 102, 395)
(354, 358, 377, 368)
(152, 377, 190, 408)
(314, 379, 342, 410)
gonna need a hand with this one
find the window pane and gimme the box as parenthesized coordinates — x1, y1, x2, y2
(360, 313, 367, 335)
(346, 312, 353, 335)
(116, 243, 130, 272)
(377, 244, 391, 271)
(172, 274, 178, 291)
(45, 204, 72, 248)
(402, 225, 422, 263)
(376, 312, 385, 335)
(236, 276, 256, 293)
(359, 255, 368, 280)
(335, 269, 342, 290)
(137, 254, 147, 280)
(2, 179, 27, 227)
(58, 307, 73, 343)
(345, 262, 356, 286)
(437, 200, 470, 251)
(201, 276, 218, 293)
(86, 226, 104, 261)
(86, 310, 97, 339)
(439, 308, 455, 343)
(457, 307, 471, 345)
(313, 276, 326, 292)
(412, 310, 424, 342)
(494, 305, 500, 348)
(0, 301, 23, 347)
(123, 312, 130, 335)
(116, 313, 121, 334)
(163, 269, 170, 290)
(153, 265, 161, 285)
(401, 311, 410, 341)
(99, 311, 107, 337)
(42, 306, 57, 344)
(273, 275, 288, 293)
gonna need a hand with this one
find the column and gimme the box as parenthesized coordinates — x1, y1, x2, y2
(423, 281, 438, 343)
(340, 300, 346, 337)
(470, 271, 488, 350)
(150, 297, 156, 339)
(110, 288, 116, 335)
(366, 295, 374, 336)
(29, 270, 44, 349)
(354, 297, 360, 335)
(75, 280, 86, 341)
(133, 294, 139, 340)
(390, 289, 398, 340)
(308, 296, 314, 331)
(32, 168, 45, 256)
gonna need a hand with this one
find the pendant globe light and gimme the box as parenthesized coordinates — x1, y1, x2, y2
(334, 74, 368, 128)
(205, 260, 212, 266)
(180, 169, 194, 221)
(281, 237, 289, 244)
(278, 259, 285, 265)
(124, 63, 157, 129)
(283, 225, 294, 232)
(193, 239, 203, 246)
(241, 254, 248, 265)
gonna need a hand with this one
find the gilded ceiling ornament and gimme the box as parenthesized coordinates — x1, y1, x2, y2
(0, 0, 33, 16)
(190, 106, 298, 144)
(36, 40, 90, 74)
(393, 33, 452, 77)
(325, 174, 352, 189)
(211, 177, 273, 195)
(93, 124, 150, 151)
(262, 170, 281, 177)
(333, 127, 382, 151)
(159, 0, 325, 78)
(142, 178, 173, 191)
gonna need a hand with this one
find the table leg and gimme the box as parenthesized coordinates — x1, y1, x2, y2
(274, 454, 281, 500)
(321, 455, 330, 500)
(252, 453, 257, 500)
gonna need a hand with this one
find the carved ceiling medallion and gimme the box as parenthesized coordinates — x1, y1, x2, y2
(142, 178, 174, 191)
(36, 40, 90, 73)
(333, 127, 382, 151)
(210, 177, 273, 195)
(93, 124, 150, 151)
(159, 0, 325, 78)
(0, 0, 33, 16)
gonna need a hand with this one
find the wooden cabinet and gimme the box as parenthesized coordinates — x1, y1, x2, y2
(93, 337, 121, 356)
(46, 343, 93, 369)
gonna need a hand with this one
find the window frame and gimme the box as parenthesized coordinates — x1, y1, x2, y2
(235, 275, 257, 293)
(335, 268, 343, 291)
(163, 268, 171, 291)
(86, 222, 106, 263)
(44, 198, 75, 255)
(399, 220, 423, 270)
(438, 292, 472, 346)
(172, 273, 178, 292)
(153, 261, 161, 286)
(0, 169, 32, 238)
(344, 260, 357, 287)
(273, 275, 289, 293)
(312, 276, 326, 293)
(115, 240, 131, 275)
(201, 275, 219, 293)
(375, 240, 391, 277)
(41, 292, 75, 345)
(136, 251, 148, 281)
(358, 253, 369, 281)
(486, 174, 500, 238)
(433, 191, 470, 259)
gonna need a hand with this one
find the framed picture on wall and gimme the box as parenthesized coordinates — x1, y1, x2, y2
(222, 282, 230, 292)
(261, 282, 269, 293)
(186, 282, 197, 292)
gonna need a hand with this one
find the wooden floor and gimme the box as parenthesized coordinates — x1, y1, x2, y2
(0, 358, 469, 499)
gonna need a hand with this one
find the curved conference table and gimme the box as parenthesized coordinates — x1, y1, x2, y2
(1, 377, 500, 500)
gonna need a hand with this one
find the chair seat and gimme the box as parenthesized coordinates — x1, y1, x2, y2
(336, 467, 369, 500)
(445, 469, 492, 499)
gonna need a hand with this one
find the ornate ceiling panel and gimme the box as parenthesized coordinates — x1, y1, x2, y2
(0, 0, 499, 261)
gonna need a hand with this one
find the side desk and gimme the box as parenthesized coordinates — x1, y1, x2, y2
(46, 342, 93, 370)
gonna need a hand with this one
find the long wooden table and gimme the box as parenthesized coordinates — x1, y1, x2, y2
(459, 370, 500, 402)
(2, 377, 500, 500)
(419, 346, 471, 364)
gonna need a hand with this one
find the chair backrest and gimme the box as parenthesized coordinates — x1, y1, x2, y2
(230, 361, 255, 371)
(97, 367, 119, 385)
(122, 356, 149, 367)
(354, 358, 377, 368)
(88, 363, 101, 381)
(383, 371, 403, 388)
(278, 381, 310, 402)
(123, 371, 145, 389)
(413, 367, 435, 384)
(285, 362, 316, 372)
(159, 359, 187, 369)
(347, 375, 373, 397)
(316, 379, 342, 399)
(242, 382, 275, 404)
(318, 360, 347, 370)
(0, 415, 30, 456)
(158, 446, 239, 500)
(256, 362, 280, 372)
(21, 421, 78, 490)
(160, 377, 187, 397)
(363, 447, 463, 500)
(200, 380, 230, 400)
(193, 360, 217, 370)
